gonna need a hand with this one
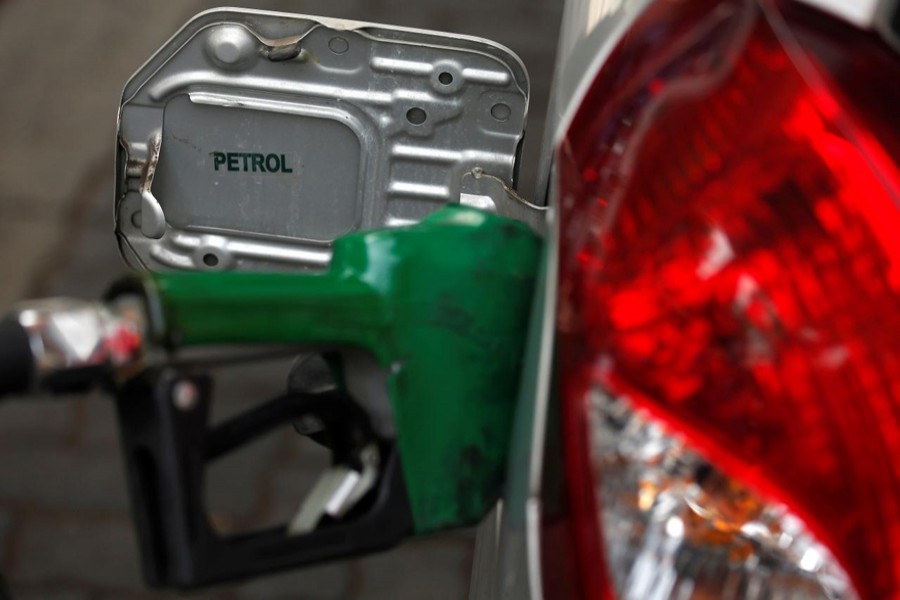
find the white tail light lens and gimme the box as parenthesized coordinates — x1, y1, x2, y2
(589, 388, 855, 599)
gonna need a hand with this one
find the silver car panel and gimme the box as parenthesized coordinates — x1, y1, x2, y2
(471, 1, 656, 598)
(116, 8, 529, 272)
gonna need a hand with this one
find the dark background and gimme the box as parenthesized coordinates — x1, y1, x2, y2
(0, 1, 563, 598)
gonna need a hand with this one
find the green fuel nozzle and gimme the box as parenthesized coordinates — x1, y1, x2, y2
(120, 205, 541, 534)
(0, 206, 540, 587)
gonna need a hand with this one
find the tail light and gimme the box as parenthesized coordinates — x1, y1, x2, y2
(553, 0, 900, 599)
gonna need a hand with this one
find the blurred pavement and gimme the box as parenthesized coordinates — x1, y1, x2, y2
(0, 0, 562, 598)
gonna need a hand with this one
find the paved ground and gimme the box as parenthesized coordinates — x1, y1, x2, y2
(0, 1, 562, 598)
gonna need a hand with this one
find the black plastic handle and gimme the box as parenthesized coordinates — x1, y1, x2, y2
(115, 367, 413, 590)
(0, 319, 33, 397)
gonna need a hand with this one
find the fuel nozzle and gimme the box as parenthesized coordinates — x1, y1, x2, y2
(0, 206, 542, 589)
(0, 295, 148, 396)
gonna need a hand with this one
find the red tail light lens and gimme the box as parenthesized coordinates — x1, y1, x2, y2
(555, 0, 900, 598)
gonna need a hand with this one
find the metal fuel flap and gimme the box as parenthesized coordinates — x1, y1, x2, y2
(115, 8, 530, 273)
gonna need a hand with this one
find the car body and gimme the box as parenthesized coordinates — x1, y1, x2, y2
(470, 0, 900, 598)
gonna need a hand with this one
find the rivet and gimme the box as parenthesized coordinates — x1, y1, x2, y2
(207, 25, 257, 69)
